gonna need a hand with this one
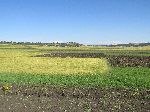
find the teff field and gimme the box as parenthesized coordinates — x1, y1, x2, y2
(0, 50, 109, 75)
(0, 44, 150, 111)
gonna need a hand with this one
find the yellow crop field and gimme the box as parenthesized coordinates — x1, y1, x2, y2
(0, 49, 109, 75)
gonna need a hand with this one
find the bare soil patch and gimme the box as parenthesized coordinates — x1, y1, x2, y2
(0, 84, 149, 112)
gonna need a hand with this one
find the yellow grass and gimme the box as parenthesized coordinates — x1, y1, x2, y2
(0, 49, 109, 75)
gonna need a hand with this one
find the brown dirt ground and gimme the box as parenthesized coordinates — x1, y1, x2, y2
(0, 84, 149, 112)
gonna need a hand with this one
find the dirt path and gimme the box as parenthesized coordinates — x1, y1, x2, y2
(0, 84, 149, 112)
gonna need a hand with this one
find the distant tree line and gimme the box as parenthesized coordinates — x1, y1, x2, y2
(0, 41, 83, 47)
(110, 43, 150, 47)
(87, 42, 150, 47)
(1, 41, 150, 47)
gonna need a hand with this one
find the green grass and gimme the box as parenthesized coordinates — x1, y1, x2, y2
(0, 67, 150, 89)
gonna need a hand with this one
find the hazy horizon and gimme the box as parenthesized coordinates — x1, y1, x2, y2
(0, 0, 150, 44)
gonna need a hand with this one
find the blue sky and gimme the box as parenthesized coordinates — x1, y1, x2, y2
(0, 0, 150, 44)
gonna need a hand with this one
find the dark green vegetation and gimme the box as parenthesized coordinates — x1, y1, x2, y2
(0, 67, 150, 89)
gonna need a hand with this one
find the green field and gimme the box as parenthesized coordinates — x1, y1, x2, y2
(0, 44, 150, 89)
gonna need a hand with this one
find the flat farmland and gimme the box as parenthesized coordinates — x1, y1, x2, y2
(0, 45, 150, 112)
